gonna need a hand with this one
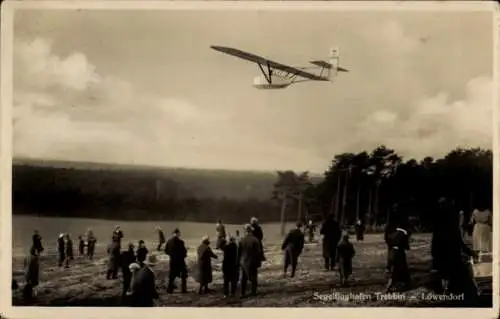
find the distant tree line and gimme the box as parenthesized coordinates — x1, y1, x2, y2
(12, 165, 280, 223)
(275, 146, 492, 232)
(13, 145, 492, 229)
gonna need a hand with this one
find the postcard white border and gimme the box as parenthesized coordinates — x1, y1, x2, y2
(1, 1, 498, 319)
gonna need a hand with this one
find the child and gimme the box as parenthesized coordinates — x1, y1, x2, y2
(336, 231, 356, 286)
(78, 235, 85, 256)
(136, 240, 149, 266)
(221, 236, 239, 298)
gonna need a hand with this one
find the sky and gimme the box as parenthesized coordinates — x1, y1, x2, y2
(12, 9, 494, 174)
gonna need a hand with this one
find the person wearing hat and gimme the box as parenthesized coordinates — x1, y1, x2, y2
(238, 224, 261, 297)
(319, 214, 342, 271)
(127, 259, 159, 307)
(281, 222, 305, 278)
(385, 224, 411, 292)
(336, 231, 356, 286)
(195, 236, 218, 294)
(221, 236, 239, 298)
(120, 242, 137, 298)
(57, 233, 66, 267)
(165, 228, 188, 293)
(250, 217, 266, 262)
(156, 226, 166, 252)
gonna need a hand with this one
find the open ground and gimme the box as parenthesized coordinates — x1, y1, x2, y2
(11, 216, 492, 307)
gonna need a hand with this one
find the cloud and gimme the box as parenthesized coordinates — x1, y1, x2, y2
(356, 75, 492, 160)
(14, 38, 101, 91)
(13, 37, 232, 167)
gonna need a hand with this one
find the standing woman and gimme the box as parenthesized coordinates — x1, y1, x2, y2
(195, 236, 218, 294)
(469, 204, 493, 258)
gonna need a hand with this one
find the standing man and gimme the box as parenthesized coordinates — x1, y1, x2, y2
(86, 229, 97, 260)
(238, 224, 262, 298)
(64, 234, 74, 268)
(384, 204, 400, 272)
(32, 230, 44, 255)
(216, 219, 227, 250)
(250, 217, 266, 262)
(165, 228, 188, 294)
(320, 214, 342, 271)
(113, 225, 124, 248)
(221, 236, 239, 298)
(156, 226, 166, 252)
(355, 219, 365, 242)
(57, 233, 66, 267)
(281, 222, 305, 278)
(305, 220, 316, 243)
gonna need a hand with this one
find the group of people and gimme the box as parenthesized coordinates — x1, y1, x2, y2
(14, 198, 492, 306)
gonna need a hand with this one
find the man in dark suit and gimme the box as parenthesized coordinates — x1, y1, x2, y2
(320, 214, 341, 271)
(156, 226, 166, 252)
(238, 224, 262, 298)
(250, 217, 266, 262)
(127, 259, 159, 307)
(281, 222, 305, 278)
(165, 228, 188, 293)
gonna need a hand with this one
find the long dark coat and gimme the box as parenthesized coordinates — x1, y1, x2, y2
(137, 247, 149, 264)
(336, 238, 355, 277)
(57, 237, 65, 261)
(222, 241, 239, 278)
(387, 230, 410, 283)
(32, 234, 44, 254)
(216, 224, 227, 249)
(320, 219, 341, 259)
(107, 241, 121, 271)
(65, 239, 74, 259)
(165, 236, 188, 278)
(195, 243, 218, 285)
(238, 234, 261, 273)
(282, 228, 305, 263)
(24, 254, 40, 287)
(130, 266, 159, 307)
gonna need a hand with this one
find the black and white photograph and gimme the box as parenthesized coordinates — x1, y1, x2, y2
(1, 0, 497, 314)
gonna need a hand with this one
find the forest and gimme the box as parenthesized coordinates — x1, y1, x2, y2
(12, 145, 492, 228)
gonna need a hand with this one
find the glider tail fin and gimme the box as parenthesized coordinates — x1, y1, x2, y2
(328, 47, 340, 79)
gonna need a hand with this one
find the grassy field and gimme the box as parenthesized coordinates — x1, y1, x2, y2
(11, 216, 492, 307)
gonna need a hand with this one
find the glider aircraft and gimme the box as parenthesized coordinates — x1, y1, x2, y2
(211, 46, 349, 89)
